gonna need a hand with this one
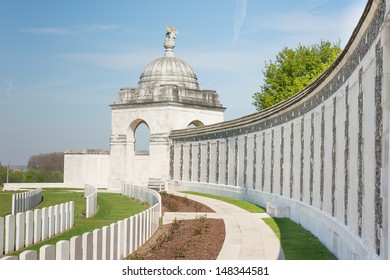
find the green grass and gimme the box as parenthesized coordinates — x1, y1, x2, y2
(263, 217, 336, 260)
(1, 189, 147, 257)
(0, 191, 14, 216)
(182, 191, 265, 213)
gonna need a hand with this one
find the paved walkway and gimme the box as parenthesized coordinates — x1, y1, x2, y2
(163, 192, 284, 260)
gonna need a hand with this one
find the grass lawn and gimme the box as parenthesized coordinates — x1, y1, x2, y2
(263, 217, 336, 260)
(182, 191, 265, 213)
(0, 191, 14, 217)
(1, 189, 147, 257)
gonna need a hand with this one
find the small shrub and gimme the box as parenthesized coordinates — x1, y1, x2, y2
(193, 227, 203, 236)
(170, 218, 182, 233)
(174, 248, 186, 259)
(155, 234, 172, 249)
(130, 252, 144, 260)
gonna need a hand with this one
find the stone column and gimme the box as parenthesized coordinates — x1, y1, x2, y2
(109, 134, 127, 191)
(148, 134, 170, 182)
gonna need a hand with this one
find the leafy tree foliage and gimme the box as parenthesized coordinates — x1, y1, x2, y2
(0, 158, 63, 188)
(27, 152, 64, 171)
(252, 40, 342, 110)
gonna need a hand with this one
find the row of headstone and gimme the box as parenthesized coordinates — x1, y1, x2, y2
(121, 184, 162, 215)
(12, 188, 43, 215)
(0, 202, 160, 260)
(84, 185, 98, 218)
(0, 201, 74, 257)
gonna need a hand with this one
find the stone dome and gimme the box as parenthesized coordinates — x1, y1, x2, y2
(139, 56, 199, 90)
(112, 26, 224, 110)
(138, 26, 199, 90)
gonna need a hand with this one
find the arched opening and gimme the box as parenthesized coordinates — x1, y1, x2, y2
(187, 120, 204, 128)
(133, 121, 150, 155)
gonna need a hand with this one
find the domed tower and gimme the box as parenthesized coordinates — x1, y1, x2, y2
(109, 26, 225, 190)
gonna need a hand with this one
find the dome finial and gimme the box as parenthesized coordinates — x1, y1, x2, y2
(164, 25, 177, 57)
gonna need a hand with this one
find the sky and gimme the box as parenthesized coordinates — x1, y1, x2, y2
(0, 0, 367, 166)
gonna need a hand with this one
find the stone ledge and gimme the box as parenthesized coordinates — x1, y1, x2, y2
(266, 202, 290, 218)
(64, 149, 110, 155)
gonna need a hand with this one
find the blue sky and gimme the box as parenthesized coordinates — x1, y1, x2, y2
(0, 0, 367, 166)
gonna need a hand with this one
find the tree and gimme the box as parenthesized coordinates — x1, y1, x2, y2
(252, 40, 342, 110)
(27, 152, 64, 171)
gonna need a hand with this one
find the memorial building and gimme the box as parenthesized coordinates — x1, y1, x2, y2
(63, 26, 225, 190)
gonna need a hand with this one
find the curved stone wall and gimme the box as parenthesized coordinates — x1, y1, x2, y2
(169, 0, 390, 259)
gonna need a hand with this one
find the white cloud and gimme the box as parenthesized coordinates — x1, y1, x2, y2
(232, 0, 247, 48)
(20, 24, 119, 35)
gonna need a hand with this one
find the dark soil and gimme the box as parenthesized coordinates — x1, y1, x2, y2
(126, 192, 225, 260)
(160, 191, 215, 213)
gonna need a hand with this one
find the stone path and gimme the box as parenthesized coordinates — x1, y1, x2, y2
(163, 192, 284, 260)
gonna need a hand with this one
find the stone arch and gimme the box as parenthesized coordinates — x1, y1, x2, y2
(129, 119, 150, 154)
(187, 120, 204, 128)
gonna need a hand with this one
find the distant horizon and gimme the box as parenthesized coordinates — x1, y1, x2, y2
(0, 0, 367, 165)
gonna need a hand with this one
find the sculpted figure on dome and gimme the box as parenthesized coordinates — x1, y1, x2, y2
(165, 25, 177, 40)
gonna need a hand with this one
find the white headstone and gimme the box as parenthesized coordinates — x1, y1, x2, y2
(129, 216, 134, 255)
(133, 214, 139, 250)
(33, 209, 42, 243)
(11, 195, 16, 215)
(82, 232, 93, 260)
(41, 207, 49, 241)
(102, 226, 110, 260)
(146, 210, 151, 239)
(15, 212, 25, 251)
(123, 218, 130, 257)
(109, 223, 118, 260)
(20, 250, 37, 260)
(60, 203, 66, 232)
(0, 217, 4, 257)
(48, 206, 55, 238)
(56, 240, 70, 260)
(117, 220, 124, 260)
(5, 215, 15, 254)
(25, 211, 34, 247)
(69, 201, 74, 228)
(93, 229, 102, 260)
(40, 244, 55, 260)
(64, 202, 68, 229)
(54, 205, 60, 235)
(70, 236, 82, 260)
